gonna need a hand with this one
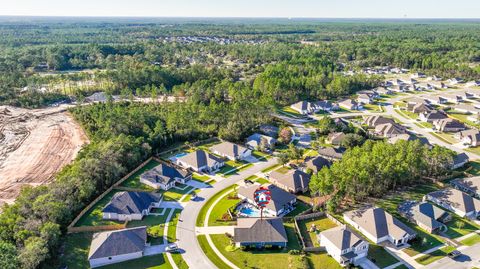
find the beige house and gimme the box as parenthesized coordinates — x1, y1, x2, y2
(268, 169, 311, 193)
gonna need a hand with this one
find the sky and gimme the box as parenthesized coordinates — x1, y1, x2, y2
(1, 0, 480, 18)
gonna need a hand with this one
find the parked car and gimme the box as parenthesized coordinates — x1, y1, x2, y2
(447, 250, 461, 259)
(244, 179, 254, 184)
(165, 243, 179, 253)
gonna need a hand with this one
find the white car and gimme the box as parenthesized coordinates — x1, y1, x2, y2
(165, 243, 179, 253)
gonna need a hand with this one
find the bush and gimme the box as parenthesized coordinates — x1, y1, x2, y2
(289, 249, 301, 255)
(147, 225, 163, 238)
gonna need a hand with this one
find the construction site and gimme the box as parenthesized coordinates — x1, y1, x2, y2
(0, 105, 88, 206)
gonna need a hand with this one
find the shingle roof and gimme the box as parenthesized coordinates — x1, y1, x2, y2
(321, 226, 364, 251)
(451, 177, 480, 194)
(318, 147, 345, 159)
(210, 141, 249, 159)
(269, 169, 311, 191)
(234, 218, 288, 244)
(177, 150, 223, 169)
(411, 202, 449, 230)
(453, 153, 469, 167)
(428, 188, 480, 214)
(344, 207, 416, 240)
(88, 226, 147, 259)
(102, 192, 162, 215)
(140, 163, 191, 185)
(237, 184, 296, 213)
(246, 133, 276, 148)
(305, 156, 331, 173)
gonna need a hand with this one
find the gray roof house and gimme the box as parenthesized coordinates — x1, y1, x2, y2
(433, 118, 466, 132)
(259, 125, 279, 138)
(343, 207, 416, 246)
(363, 115, 395, 128)
(210, 141, 252, 161)
(426, 188, 480, 218)
(452, 153, 469, 169)
(290, 101, 317, 115)
(269, 169, 311, 193)
(451, 176, 480, 198)
(320, 226, 369, 267)
(326, 132, 346, 145)
(88, 226, 148, 268)
(419, 110, 447, 123)
(339, 99, 362, 110)
(233, 218, 288, 248)
(237, 184, 297, 217)
(176, 150, 225, 172)
(318, 147, 345, 160)
(304, 156, 331, 173)
(374, 123, 407, 138)
(102, 192, 163, 221)
(140, 163, 191, 190)
(400, 202, 451, 233)
(246, 133, 276, 150)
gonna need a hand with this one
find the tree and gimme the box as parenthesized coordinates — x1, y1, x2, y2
(279, 153, 290, 166)
(316, 116, 336, 135)
(278, 127, 293, 144)
(19, 237, 49, 269)
(0, 241, 18, 269)
(287, 143, 303, 161)
(341, 133, 365, 148)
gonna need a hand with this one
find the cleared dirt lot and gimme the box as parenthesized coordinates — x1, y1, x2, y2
(0, 105, 88, 205)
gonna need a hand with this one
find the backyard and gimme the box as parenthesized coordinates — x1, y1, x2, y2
(127, 210, 174, 245)
(119, 159, 160, 191)
(297, 216, 338, 247)
(74, 190, 123, 227)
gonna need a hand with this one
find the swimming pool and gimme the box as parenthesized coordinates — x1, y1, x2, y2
(239, 207, 262, 217)
(170, 152, 188, 162)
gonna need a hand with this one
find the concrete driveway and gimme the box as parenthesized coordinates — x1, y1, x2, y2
(423, 243, 480, 269)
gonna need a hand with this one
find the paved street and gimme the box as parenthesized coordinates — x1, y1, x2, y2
(176, 157, 278, 269)
(423, 243, 480, 269)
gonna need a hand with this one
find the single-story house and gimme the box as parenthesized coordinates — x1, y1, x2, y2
(433, 118, 466, 132)
(290, 101, 317, 115)
(419, 110, 447, 123)
(139, 163, 192, 190)
(339, 99, 362, 110)
(343, 207, 416, 247)
(237, 184, 297, 217)
(357, 94, 373, 105)
(318, 147, 345, 160)
(374, 123, 407, 138)
(456, 91, 475, 100)
(424, 96, 447, 105)
(466, 81, 480, 87)
(388, 85, 406, 93)
(363, 115, 395, 128)
(210, 141, 252, 161)
(320, 226, 369, 267)
(430, 75, 443, 81)
(452, 153, 469, 169)
(326, 132, 346, 146)
(451, 177, 480, 199)
(304, 155, 331, 173)
(425, 188, 480, 219)
(315, 100, 339, 111)
(176, 150, 225, 173)
(374, 87, 392, 95)
(102, 192, 162, 221)
(88, 226, 148, 268)
(388, 134, 414, 144)
(412, 72, 426, 78)
(246, 133, 276, 150)
(259, 125, 279, 138)
(462, 132, 480, 147)
(409, 103, 432, 114)
(440, 94, 462, 104)
(233, 218, 288, 248)
(455, 129, 480, 140)
(452, 104, 480, 115)
(401, 202, 451, 233)
(448, 77, 464, 85)
(269, 169, 311, 193)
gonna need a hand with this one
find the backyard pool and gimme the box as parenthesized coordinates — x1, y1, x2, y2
(239, 207, 262, 217)
(170, 152, 188, 162)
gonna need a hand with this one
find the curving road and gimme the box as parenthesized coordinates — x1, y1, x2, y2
(176, 157, 278, 269)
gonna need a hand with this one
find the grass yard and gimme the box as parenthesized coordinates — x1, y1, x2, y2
(368, 244, 400, 268)
(127, 210, 173, 245)
(364, 103, 384, 113)
(393, 265, 409, 269)
(449, 112, 480, 129)
(252, 150, 270, 160)
(297, 216, 337, 247)
(159, 184, 195, 201)
(414, 245, 456, 265)
(429, 132, 459, 144)
(280, 106, 306, 118)
(217, 160, 253, 177)
(75, 190, 123, 227)
(443, 215, 480, 238)
(275, 165, 292, 174)
(208, 191, 240, 226)
(192, 173, 211, 183)
(255, 177, 270, 184)
(99, 254, 173, 269)
(197, 235, 231, 269)
(285, 201, 311, 217)
(260, 163, 281, 173)
(196, 185, 237, 226)
(166, 209, 189, 269)
(461, 233, 480, 246)
(466, 147, 480, 156)
(464, 161, 480, 176)
(306, 253, 342, 269)
(120, 159, 160, 191)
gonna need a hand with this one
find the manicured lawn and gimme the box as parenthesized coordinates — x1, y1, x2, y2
(197, 235, 231, 269)
(449, 112, 480, 129)
(465, 161, 480, 176)
(120, 159, 160, 191)
(166, 209, 189, 269)
(160, 184, 195, 201)
(252, 150, 270, 160)
(368, 244, 400, 268)
(75, 190, 123, 227)
(393, 265, 409, 269)
(444, 215, 480, 238)
(364, 103, 384, 113)
(306, 253, 342, 269)
(127, 209, 173, 245)
(208, 191, 240, 226)
(192, 173, 211, 183)
(466, 147, 480, 156)
(461, 233, 480, 246)
(196, 185, 237, 226)
(275, 165, 292, 174)
(255, 177, 270, 184)
(280, 106, 306, 118)
(415, 245, 455, 265)
(261, 163, 281, 173)
(285, 201, 311, 217)
(297, 216, 337, 247)
(217, 160, 253, 177)
(99, 254, 173, 269)
(429, 132, 458, 144)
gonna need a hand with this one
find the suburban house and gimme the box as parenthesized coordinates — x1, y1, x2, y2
(433, 118, 466, 132)
(448, 77, 464, 85)
(246, 133, 276, 150)
(451, 177, 480, 198)
(176, 150, 225, 173)
(139, 162, 192, 190)
(102, 192, 163, 221)
(268, 169, 311, 193)
(456, 91, 475, 100)
(318, 147, 345, 160)
(412, 72, 426, 78)
(400, 202, 451, 233)
(409, 103, 432, 114)
(320, 226, 369, 267)
(315, 100, 339, 111)
(452, 104, 480, 115)
(452, 153, 469, 169)
(259, 125, 279, 138)
(233, 218, 288, 248)
(290, 101, 317, 115)
(304, 155, 331, 173)
(237, 184, 297, 217)
(462, 132, 480, 147)
(426, 188, 480, 218)
(374, 87, 392, 95)
(388, 85, 406, 93)
(466, 80, 480, 87)
(357, 93, 373, 104)
(430, 75, 443, 81)
(455, 129, 480, 140)
(374, 123, 407, 138)
(343, 207, 416, 247)
(326, 132, 346, 146)
(440, 94, 462, 104)
(424, 96, 446, 105)
(339, 99, 362, 110)
(388, 134, 414, 144)
(210, 141, 252, 161)
(363, 115, 395, 128)
(419, 110, 447, 123)
(88, 226, 148, 268)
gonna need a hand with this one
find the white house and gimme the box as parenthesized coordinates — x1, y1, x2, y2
(343, 207, 416, 247)
(320, 226, 369, 267)
(139, 163, 191, 190)
(210, 141, 252, 161)
(426, 188, 480, 219)
(448, 77, 464, 85)
(176, 150, 225, 173)
(89, 226, 148, 268)
(237, 184, 297, 217)
(102, 192, 162, 221)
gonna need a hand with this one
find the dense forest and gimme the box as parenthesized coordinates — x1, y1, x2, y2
(0, 17, 479, 268)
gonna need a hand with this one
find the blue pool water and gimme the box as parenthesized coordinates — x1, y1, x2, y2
(240, 207, 261, 217)
(175, 152, 188, 158)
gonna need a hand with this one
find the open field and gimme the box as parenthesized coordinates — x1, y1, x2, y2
(0, 105, 88, 205)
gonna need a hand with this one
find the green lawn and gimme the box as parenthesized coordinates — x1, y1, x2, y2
(192, 173, 211, 183)
(429, 132, 458, 144)
(364, 103, 384, 113)
(196, 185, 237, 226)
(297, 217, 337, 247)
(443, 215, 480, 238)
(415, 245, 456, 265)
(252, 150, 270, 160)
(75, 190, 123, 227)
(449, 112, 480, 129)
(280, 106, 306, 118)
(208, 191, 240, 226)
(368, 244, 400, 268)
(127, 211, 172, 245)
(160, 184, 195, 201)
(393, 265, 409, 269)
(461, 233, 480, 246)
(217, 160, 253, 177)
(120, 159, 160, 191)
(306, 253, 342, 269)
(255, 177, 270, 184)
(275, 165, 292, 174)
(99, 254, 173, 269)
(285, 201, 311, 217)
(166, 209, 189, 269)
(261, 163, 281, 173)
(197, 235, 231, 269)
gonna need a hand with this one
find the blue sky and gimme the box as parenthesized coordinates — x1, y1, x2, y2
(2, 0, 480, 18)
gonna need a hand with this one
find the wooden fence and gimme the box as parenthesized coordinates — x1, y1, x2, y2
(293, 211, 344, 252)
(68, 223, 127, 234)
(67, 157, 154, 232)
(156, 137, 220, 158)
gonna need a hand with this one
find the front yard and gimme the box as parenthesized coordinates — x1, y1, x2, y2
(196, 185, 238, 226)
(368, 244, 400, 268)
(443, 215, 480, 238)
(208, 191, 241, 226)
(217, 160, 253, 177)
(415, 245, 456, 265)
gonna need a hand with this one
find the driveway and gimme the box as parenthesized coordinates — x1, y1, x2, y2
(423, 242, 480, 269)
(176, 157, 278, 269)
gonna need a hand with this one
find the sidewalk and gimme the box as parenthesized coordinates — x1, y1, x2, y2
(383, 245, 419, 269)
(196, 226, 235, 235)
